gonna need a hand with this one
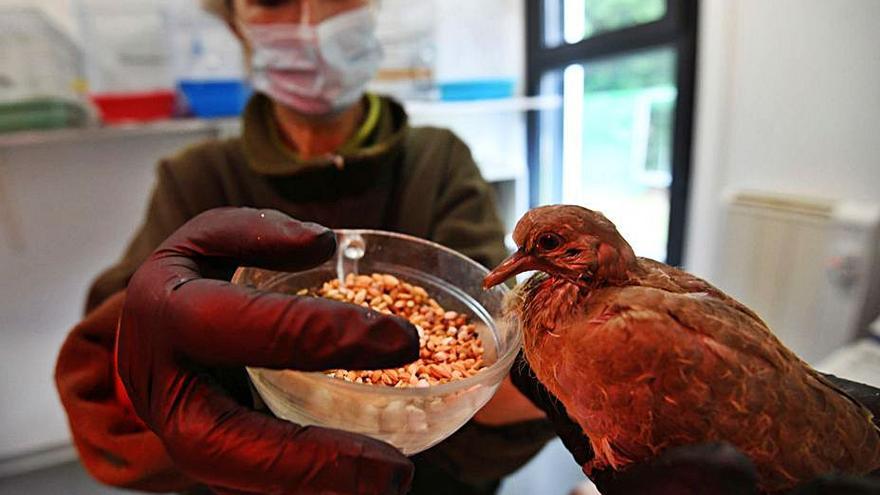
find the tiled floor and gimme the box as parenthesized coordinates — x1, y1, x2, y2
(0, 439, 588, 495)
(0, 462, 136, 495)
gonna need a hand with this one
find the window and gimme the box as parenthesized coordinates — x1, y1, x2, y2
(546, 0, 667, 46)
(527, 0, 697, 265)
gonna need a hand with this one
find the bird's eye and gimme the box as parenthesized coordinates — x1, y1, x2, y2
(537, 233, 563, 252)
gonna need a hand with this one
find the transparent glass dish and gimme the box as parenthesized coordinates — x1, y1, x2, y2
(231, 230, 520, 455)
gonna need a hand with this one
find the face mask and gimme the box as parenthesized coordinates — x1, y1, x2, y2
(244, 5, 383, 116)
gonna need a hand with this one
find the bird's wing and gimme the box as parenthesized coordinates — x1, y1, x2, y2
(635, 258, 767, 327)
(633, 258, 875, 419)
(614, 285, 793, 369)
(553, 285, 879, 488)
(554, 286, 785, 462)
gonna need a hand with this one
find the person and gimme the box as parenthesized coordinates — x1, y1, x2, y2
(54, 0, 552, 494)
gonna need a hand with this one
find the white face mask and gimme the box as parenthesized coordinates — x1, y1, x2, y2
(244, 5, 383, 116)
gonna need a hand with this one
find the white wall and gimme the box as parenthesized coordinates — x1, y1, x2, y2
(0, 129, 217, 463)
(434, 0, 525, 86)
(0, 0, 527, 84)
(0, 0, 76, 35)
(686, 0, 880, 280)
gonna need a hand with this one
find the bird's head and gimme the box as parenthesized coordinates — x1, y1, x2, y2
(483, 205, 637, 290)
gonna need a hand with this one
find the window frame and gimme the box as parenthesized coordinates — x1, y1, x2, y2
(525, 0, 699, 266)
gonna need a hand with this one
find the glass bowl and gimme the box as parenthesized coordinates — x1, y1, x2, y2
(231, 230, 520, 455)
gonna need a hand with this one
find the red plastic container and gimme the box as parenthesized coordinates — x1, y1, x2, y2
(91, 90, 176, 124)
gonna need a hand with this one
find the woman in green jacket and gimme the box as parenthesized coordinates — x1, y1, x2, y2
(55, 1, 552, 494)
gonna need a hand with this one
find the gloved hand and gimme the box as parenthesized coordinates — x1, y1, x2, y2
(116, 207, 420, 495)
(510, 352, 880, 495)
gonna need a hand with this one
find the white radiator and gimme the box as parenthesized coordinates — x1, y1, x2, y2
(716, 191, 880, 364)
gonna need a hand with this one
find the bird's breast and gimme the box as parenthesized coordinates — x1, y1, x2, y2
(518, 275, 585, 336)
(514, 275, 588, 385)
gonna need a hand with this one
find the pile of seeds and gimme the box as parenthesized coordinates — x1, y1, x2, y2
(301, 273, 486, 387)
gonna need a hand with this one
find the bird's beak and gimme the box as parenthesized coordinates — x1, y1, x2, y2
(483, 249, 541, 289)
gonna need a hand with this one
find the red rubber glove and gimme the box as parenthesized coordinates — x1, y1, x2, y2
(116, 207, 420, 495)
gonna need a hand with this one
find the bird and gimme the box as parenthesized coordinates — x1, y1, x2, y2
(483, 205, 880, 493)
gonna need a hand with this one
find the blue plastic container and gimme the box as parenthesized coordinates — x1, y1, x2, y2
(178, 79, 251, 118)
(438, 79, 515, 101)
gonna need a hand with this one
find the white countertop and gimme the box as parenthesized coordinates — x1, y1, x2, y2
(0, 96, 560, 149)
(0, 118, 238, 149)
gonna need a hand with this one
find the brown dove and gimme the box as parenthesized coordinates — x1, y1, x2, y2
(483, 205, 880, 493)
